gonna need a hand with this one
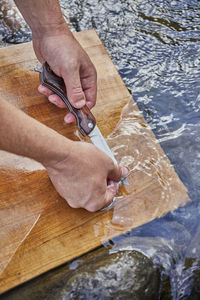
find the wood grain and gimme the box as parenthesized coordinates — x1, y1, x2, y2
(0, 30, 189, 294)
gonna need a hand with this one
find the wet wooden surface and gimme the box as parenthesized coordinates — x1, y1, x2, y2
(0, 30, 189, 294)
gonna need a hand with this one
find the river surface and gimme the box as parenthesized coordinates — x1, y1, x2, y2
(1, 0, 200, 299)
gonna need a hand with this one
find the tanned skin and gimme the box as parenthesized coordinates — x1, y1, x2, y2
(0, 0, 128, 211)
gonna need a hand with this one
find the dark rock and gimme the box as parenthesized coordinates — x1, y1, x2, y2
(1, 247, 160, 300)
(0, 0, 31, 45)
(188, 259, 200, 300)
(57, 249, 161, 300)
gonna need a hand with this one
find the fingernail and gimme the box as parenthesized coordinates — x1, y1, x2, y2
(121, 166, 129, 178)
(74, 99, 85, 108)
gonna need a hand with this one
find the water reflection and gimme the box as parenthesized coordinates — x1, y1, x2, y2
(58, 0, 200, 297)
(110, 202, 200, 299)
(1, 0, 200, 298)
(0, 0, 31, 46)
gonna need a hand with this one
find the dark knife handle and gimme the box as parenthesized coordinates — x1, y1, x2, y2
(39, 62, 96, 136)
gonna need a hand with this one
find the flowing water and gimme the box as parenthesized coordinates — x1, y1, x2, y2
(1, 0, 200, 299)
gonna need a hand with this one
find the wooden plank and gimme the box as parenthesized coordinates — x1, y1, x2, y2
(0, 30, 189, 294)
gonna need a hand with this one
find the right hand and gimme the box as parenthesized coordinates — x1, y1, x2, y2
(44, 141, 128, 212)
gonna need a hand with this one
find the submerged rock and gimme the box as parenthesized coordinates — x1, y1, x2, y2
(2, 247, 160, 300)
(188, 259, 200, 300)
(0, 0, 31, 45)
(57, 249, 160, 300)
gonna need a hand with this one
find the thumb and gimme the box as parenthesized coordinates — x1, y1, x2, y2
(108, 164, 129, 182)
(63, 69, 86, 109)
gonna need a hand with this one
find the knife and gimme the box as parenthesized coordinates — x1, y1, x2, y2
(35, 62, 127, 185)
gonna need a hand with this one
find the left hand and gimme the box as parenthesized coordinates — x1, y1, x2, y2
(33, 25, 97, 123)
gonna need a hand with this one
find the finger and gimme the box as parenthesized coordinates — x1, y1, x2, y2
(108, 165, 129, 182)
(83, 88, 96, 109)
(38, 85, 54, 97)
(38, 85, 67, 109)
(81, 69, 97, 109)
(63, 68, 86, 109)
(64, 112, 76, 123)
(84, 180, 119, 212)
(107, 180, 120, 195)
(103, 185, 117, 207)
(86, 190, 115, 212)
(48, 94, 67, 108)
(107, 179, 120, 191)
(98, 181, 118, 211)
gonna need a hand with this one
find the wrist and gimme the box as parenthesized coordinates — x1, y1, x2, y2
(31, 20, 72, 39)
(14, 0, 73, 39)
(38, 133, 74, 169)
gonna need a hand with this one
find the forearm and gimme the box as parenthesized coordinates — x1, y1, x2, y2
(0, 97, 72, 166)
(14, 0, 71, 38)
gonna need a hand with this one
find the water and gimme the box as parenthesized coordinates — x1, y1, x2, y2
(1, 0, 200, 299)
(0, 0, 31, 46)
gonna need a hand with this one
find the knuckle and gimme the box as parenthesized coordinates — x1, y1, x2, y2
(71, 86, 84, 95)
(85, 203, 98, 212)
(67, 59, 79, 71)
(67, 200, 79, 209)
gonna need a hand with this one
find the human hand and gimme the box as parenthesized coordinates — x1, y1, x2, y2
(44, 141, 128, 212)
(33, 24, 97, 123)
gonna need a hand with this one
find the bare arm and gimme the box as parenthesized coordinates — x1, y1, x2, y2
(2, 0, 128, 211)
(0, 97, 127, 211)
(0, 97, 70, 164)
(14, 0, 66, 39)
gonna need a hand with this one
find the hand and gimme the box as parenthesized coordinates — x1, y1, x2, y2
(33, 25, 97, 123)
(11, 2, 128, 212)
(44, 141, 128, 212)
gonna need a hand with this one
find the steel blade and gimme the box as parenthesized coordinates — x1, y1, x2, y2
(89, 126, 128, 185)
(89, 126, 117, 164)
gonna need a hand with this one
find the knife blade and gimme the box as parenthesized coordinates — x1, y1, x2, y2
(35, 62, 127, 185)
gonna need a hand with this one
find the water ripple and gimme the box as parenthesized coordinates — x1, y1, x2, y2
(1, 0, 200, 298)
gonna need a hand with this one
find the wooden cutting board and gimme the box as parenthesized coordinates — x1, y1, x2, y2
(0, 30, 190, 294)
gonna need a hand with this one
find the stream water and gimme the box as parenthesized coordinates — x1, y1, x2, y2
(1, 0, 200, 299)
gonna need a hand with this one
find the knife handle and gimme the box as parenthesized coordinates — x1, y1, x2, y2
(39, 62, 96, 136)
